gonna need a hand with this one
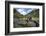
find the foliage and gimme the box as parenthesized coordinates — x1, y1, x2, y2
(14, 9, 39, 19)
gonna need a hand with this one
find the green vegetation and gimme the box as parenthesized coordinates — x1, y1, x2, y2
(26, 9, 39, 18)
(13, 9, 39, 27)
(14, 9, 39, 18)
